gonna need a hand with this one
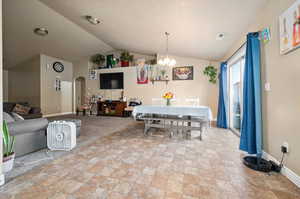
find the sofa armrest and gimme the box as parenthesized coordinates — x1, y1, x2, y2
(8, 118, 48, 136)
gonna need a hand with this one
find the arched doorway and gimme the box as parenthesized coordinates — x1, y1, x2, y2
(74, 77, 86, 111)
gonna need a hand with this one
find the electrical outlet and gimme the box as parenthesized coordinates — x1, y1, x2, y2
(281, 142, 289, 153)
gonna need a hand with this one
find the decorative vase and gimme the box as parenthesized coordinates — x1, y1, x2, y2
(166, 99, 171, 106)
(3, 153, 15, 173)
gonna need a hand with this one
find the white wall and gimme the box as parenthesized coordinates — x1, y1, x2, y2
(74, 55, 219, 117)
(2, 70, 8, 101)
(0, 0, 4, 186)
(4, 54, 73, 116)
(8, 56, 41, 107)
(40, 54, 73, 116)
(223, 0, 300, 176)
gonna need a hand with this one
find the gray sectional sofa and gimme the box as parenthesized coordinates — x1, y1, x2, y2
(3, 112, 49, 157)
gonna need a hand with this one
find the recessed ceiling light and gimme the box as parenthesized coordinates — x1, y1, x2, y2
(34, 28, 49, 36)
(216, 33, 225, 40)
(85, 15, 101, 25)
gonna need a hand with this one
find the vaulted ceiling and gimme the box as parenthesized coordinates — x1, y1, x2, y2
(3, 0, 113, 68)
(4, 0, 268, 68)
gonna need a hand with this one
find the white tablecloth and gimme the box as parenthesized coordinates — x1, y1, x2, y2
(132, 105, 213, 121)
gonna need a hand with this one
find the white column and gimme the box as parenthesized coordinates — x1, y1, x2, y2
(0, 0, 5, 186)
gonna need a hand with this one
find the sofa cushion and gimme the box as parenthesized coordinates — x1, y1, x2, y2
(13, 104, 31, 115)
(3, 102, 16, 112)
(11, 112, 25, 121)
(3, 112, 15, 123)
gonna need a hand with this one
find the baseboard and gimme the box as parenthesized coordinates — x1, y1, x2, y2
(0, 173, 5, 186)
(262, 151, 300, 188)
(43, 112, 74, 118)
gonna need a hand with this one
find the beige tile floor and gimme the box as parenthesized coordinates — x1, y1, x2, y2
(0, 121, 299, 199)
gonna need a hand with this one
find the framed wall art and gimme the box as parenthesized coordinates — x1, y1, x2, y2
(279, 0, 300, 54)
(136, 65, 149, 84)
(172, 66, 193, 80)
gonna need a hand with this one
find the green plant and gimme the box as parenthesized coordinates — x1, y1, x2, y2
(120, 51, 134, 62)
(90, 54, 106, 66)
(3, 121, 15, 157)
(203, 65, 218, 84)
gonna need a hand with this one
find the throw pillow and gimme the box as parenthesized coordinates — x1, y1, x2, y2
(3, 112, 15, 123)
(11, 112, 25, 121)
(13, 104, 31, 115)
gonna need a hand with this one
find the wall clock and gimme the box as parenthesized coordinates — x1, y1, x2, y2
(53, 62, 64, 73)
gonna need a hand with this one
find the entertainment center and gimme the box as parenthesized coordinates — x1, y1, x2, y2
(96, 72, 127, 117)
(96, 101, 127, 117)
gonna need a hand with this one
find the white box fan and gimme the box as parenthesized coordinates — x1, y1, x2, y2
(47, 121, 76, 151)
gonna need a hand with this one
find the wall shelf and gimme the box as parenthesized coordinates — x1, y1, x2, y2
(151, 79, 169, 85)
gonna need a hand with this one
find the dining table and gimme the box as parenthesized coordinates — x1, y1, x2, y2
(132, 105, 213, 140)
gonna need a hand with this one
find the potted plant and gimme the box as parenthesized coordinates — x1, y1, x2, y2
(90, 54, 106, 68)
(2, 121, 15, 173)
(120, 51, 134, 67)
(203, 65, 218, 84)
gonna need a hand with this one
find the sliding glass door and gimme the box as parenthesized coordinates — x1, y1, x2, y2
(228, 48, 245, 135)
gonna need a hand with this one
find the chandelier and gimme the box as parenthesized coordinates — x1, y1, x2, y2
(158, 32, 176, 67)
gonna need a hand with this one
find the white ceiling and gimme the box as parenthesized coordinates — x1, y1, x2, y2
(4, 0, 268, 68)
(3, 0, 113, 68)
(40, 0, 268, 60)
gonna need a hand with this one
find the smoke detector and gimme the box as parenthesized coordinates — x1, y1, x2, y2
(216, 33, 225, 40)
(34, 28, 49, 36)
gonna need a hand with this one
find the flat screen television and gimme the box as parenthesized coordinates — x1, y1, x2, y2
(100, 72, 124, 89)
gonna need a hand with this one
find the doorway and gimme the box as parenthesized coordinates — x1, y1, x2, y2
(228, 46, 246, 135)
(75, 77, 86, 110)
(61, 81, 73, 113)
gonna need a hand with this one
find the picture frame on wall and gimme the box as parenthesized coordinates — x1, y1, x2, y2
(172, 66, 193, 80)
(279, 0, 300, 54)
(88, 68, 97, 80)
(136, 65, 149, 84)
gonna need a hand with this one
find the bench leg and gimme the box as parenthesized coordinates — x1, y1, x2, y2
(199, 121, 206, 141)
(144, 120, 150, 136)
(187, 116, 192, 139)
(169, 120, 174, 138)
(199, 129, 202, 141)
